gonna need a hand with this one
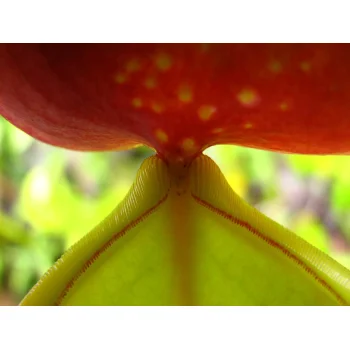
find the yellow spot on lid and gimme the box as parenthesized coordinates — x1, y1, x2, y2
(198, 105, 216, 121)
(151, 102, 164, 114)
(126, 59, 141, 73)
(114, 73, 127, 84)
(178, 85, 193, 103)
(244, 122, 253, 129)
(132, 98, 143, 108)
(268, 60, 282, 73)
(181, 138, 197, 153)
(300, 61, 311, 72)
(200, 43, 210, 52)
(144, 77, 157, 89)
(212, 127, 223, 134)
(155, 53, 173, 71)
(280, 102, 289, 111)
(155, 129, 168, 143)
(237, 89, 259, 107)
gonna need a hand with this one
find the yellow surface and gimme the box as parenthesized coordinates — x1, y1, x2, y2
(21, 155, 350, 305)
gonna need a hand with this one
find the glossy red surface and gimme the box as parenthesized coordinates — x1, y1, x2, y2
(1, 44, 350, 161)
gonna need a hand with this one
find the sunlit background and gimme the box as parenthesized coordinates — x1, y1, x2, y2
(1, 117, 350, 305)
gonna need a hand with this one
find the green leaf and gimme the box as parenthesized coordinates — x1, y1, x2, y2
(0, 212, 30, 245)
(8, 249, 35, 297)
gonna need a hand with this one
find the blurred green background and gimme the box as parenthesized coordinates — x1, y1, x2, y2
(1, 117, 350, 305)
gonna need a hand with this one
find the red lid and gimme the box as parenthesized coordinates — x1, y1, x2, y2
(1, 44, 350, 162)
